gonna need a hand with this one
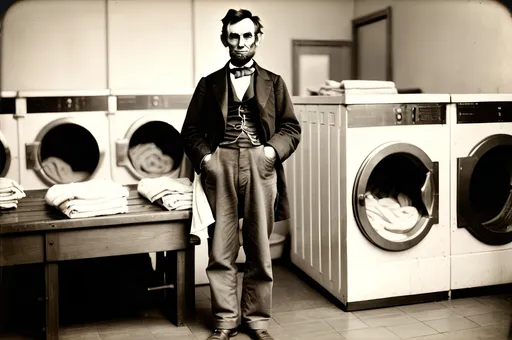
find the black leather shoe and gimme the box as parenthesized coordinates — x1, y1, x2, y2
(246, 329, 274, 340)
(206, 329, 239, 340)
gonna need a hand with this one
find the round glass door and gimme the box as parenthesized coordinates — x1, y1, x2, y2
(353, 142, 439, 251)
(0, 132, 11, 177)
(458, 134, 512, 245)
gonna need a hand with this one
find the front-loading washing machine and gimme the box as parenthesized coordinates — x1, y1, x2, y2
(449, 93, 512, 295)
(287, 94, 451, 310)
(107, 90, 193, 185)
(107, 90, 204, 283)
(0, 91, 20, 183)
(17, 90, 112, 190)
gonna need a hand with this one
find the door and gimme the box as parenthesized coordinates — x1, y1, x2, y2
(353, 142, 439, 251)
(292, 40, 352, 96)
(458, 134, 512, 245)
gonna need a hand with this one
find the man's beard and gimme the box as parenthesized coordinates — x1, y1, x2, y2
(229, 47, 256, 66)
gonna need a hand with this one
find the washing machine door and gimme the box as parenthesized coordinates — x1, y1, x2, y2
(353, 142, 439, 251)
(458, 134, 512, 245)
(0, 131, 12, 177)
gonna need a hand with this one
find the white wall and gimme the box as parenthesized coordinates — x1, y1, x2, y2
(193, 0, 354, 88)
(2, 0, 108, 91)
(353, 0, 512, 93)
(107, 0, 194, 92)
(1, 0, 353, 92)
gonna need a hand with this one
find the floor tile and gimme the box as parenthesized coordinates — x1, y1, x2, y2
(407, 307, 459, 322)
(386, 322, 438, 339)
(424, 316, 480, 333)
(465, 311, 511, 327)
(339, 326, 401, 340)
(325, 317, 369, 331)
(358, 313, 418, 327)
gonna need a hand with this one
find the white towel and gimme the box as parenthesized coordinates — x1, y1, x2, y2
(41, 156, 90, 184)
(129, 143, 174, 177)
(45, 179, 129, 207)
(365, 193, 420, 237)
(161, 193, 193, 211)
(59, 197, 128, 214)
(137, 177, 193, 203)
(0, 199, 18, 209)
(191, 173, 214, 239)
(0, 178, 26, 209)
(61, 206, 129, 219)
(340, 80, 396, 89)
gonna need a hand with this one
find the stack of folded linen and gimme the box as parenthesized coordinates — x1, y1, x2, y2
(45, 179, 129, 218)
(308, 80, 398, 96)
(137, 176, 193, 211)
(0, 178, 26, 210)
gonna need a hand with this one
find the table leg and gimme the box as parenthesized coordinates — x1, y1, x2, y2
(45, 263, 59, 340)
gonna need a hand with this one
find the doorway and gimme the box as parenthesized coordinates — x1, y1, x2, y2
(292, 40, 352, 96)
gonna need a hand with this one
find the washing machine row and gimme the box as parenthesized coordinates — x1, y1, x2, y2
(4, 90, 512, 295)
(7, 90, 193, 191)
(286, 93, 512, 311)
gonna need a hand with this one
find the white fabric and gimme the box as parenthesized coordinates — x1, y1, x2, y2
(340, 80, 396, 89)
(191, 172, 214, 239)
(61, 206, 129, 219)
(137, 177, 193, 203)
(129, 143, 173, 177)
(229, 59, 254, 100)
(41, 156, 90, 184)
(365, 193, 420, 239)
(59, 197, 128, 214)
(45, 179, 129, 207)
(0, 178, 25, 209)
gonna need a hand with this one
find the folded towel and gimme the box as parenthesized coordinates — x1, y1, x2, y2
(137, 177, 193, 203)
(0, 177, 25, 193)
(365, 193, 420, 235)
(59, 197, 128, 214)
(129, 143, 174, 177)
(41, 156, 90, 184)
(191, 173, 214, 239)
(0, 199, 19, 209)
(61, 205, 129, 219)
(0, 178, 26, 209)
(340, 80, 396, 89)
(45, 179, 129, 207)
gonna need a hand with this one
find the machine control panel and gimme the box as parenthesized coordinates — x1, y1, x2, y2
(26, 96, 109, 113)
(347, 103, 446, 128)
(456, 102, 512, 124)
(116, 95, 190, 111)
(0, 98, 15, 114)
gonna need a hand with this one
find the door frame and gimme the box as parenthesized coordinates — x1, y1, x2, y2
(457, 134, 512, 245)
(352, 6, 393, 81)
(291, 39, 352, 96)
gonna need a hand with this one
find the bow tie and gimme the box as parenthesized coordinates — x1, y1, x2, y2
(230, 66, 255, 79)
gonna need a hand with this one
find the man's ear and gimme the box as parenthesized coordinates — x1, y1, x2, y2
(255, 32, 264, 46)
(221, 34, 228, 47)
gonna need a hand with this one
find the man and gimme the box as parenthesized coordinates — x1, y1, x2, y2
(181, 8, 301, 340)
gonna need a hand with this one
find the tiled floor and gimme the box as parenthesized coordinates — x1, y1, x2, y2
(3, 263, 512, 339)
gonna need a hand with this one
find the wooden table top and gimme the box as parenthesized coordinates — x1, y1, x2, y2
(0, 184, 192, 235)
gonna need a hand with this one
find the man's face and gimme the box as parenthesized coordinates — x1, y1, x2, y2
(226, 18, 259, 66)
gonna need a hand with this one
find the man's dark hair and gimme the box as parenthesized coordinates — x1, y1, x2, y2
(220, 9, 263, 45)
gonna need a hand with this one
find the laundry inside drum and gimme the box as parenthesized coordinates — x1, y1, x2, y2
(0, 139, 7, 176)
(363, 153, 429, 242)
(40, 123, 100, 184)
(128, 121, 184, 178)
(470, 145, 512, 232)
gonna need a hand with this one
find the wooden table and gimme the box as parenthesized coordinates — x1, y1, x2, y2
(0, 185, 198, 340)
